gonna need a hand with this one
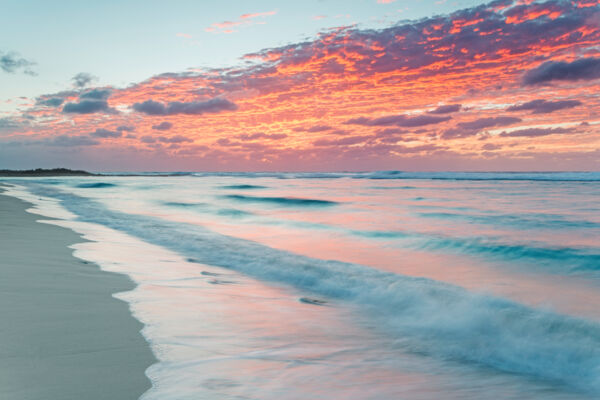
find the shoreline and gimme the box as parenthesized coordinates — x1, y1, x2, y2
(0, 186, 155, 400)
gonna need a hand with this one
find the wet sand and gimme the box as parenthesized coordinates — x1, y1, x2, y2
(0, 188, 155, 400)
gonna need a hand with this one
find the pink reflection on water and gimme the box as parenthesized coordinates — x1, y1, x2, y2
(66, 177, 600, 321)
(67, 221, 588, 400)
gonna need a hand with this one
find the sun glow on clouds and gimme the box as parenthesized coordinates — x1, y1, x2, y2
(3, 0, 600, 171)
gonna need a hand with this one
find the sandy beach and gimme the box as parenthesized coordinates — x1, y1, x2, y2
(0, 187, 155, 400)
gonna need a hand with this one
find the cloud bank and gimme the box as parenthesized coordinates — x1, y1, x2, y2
(2, 0, 599, 171)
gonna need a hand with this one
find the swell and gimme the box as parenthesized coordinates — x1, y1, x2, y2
(349, 226, 600, 272)
(208, 211, 600, 273)
(162, 201, 252, 217)
(418, 235, 600, 272)
(188, 171, 600, 182)
(354, 171, 600, 181)
(20, 183, 600, 394)
(162, 201, 208, 208)
(220, 184, 267, 190)
(224, 194, 338, 206)
(59, 171, 600, 182)
(76, 182, 117, 188)
(418, 211, 600, 230)
(158, 197, 600, 273)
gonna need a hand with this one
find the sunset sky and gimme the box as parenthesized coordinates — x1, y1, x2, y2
(1, 0, 599, 171)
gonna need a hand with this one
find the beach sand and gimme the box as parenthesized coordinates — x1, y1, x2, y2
(0, 188, 155, 400)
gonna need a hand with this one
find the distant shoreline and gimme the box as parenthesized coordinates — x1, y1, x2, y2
(0, 168, 96, 177)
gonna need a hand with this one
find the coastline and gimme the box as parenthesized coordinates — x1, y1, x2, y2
(0, 186, 155, 400)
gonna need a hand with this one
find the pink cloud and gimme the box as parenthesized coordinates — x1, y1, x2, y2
(4, 0, 600, 171)
(207, 10, 277, 34)
(240, 11, 276, 19)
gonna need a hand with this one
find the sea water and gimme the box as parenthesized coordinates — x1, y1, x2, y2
(4, 172, 600, 399)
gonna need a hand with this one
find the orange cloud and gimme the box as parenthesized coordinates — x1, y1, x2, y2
(3, 0, 600, 171)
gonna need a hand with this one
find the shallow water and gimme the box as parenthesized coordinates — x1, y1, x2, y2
(4, 172, 600, 399)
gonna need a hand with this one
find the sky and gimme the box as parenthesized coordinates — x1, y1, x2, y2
(1, 0, 599, 171)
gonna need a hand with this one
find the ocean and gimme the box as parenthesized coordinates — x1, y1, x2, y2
(4, 171, 600, 399)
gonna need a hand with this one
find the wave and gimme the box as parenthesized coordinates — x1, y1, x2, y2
(189, 171, 600, 182)
(355, 171, 600, 181)
(19, 183, 600, 394)
(212, 207, 598, 273)
(192, 172, 295, 179)
(224, 194, 339, 206)
(101, 172, 196, 177)
(346, 224, 600, 272)
(163, 201, 252, 218)
(64, 171, 600, 182)
(159, 197, 599, 273)
(418, 235, 600, 272)
(159, 196, 599, 273)
(76, 182, 117, 188)
(162, 201, 207, 208)
(419, 211, 600, 230)
(369, 185, 418, 190)
(216, 208, 252, 217)
(328, 227, 599, 273)
(220, 184, 267, 190)
(192, 172, 351, 179)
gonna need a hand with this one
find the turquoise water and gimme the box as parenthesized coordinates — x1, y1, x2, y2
(6, 172, 600, 399)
